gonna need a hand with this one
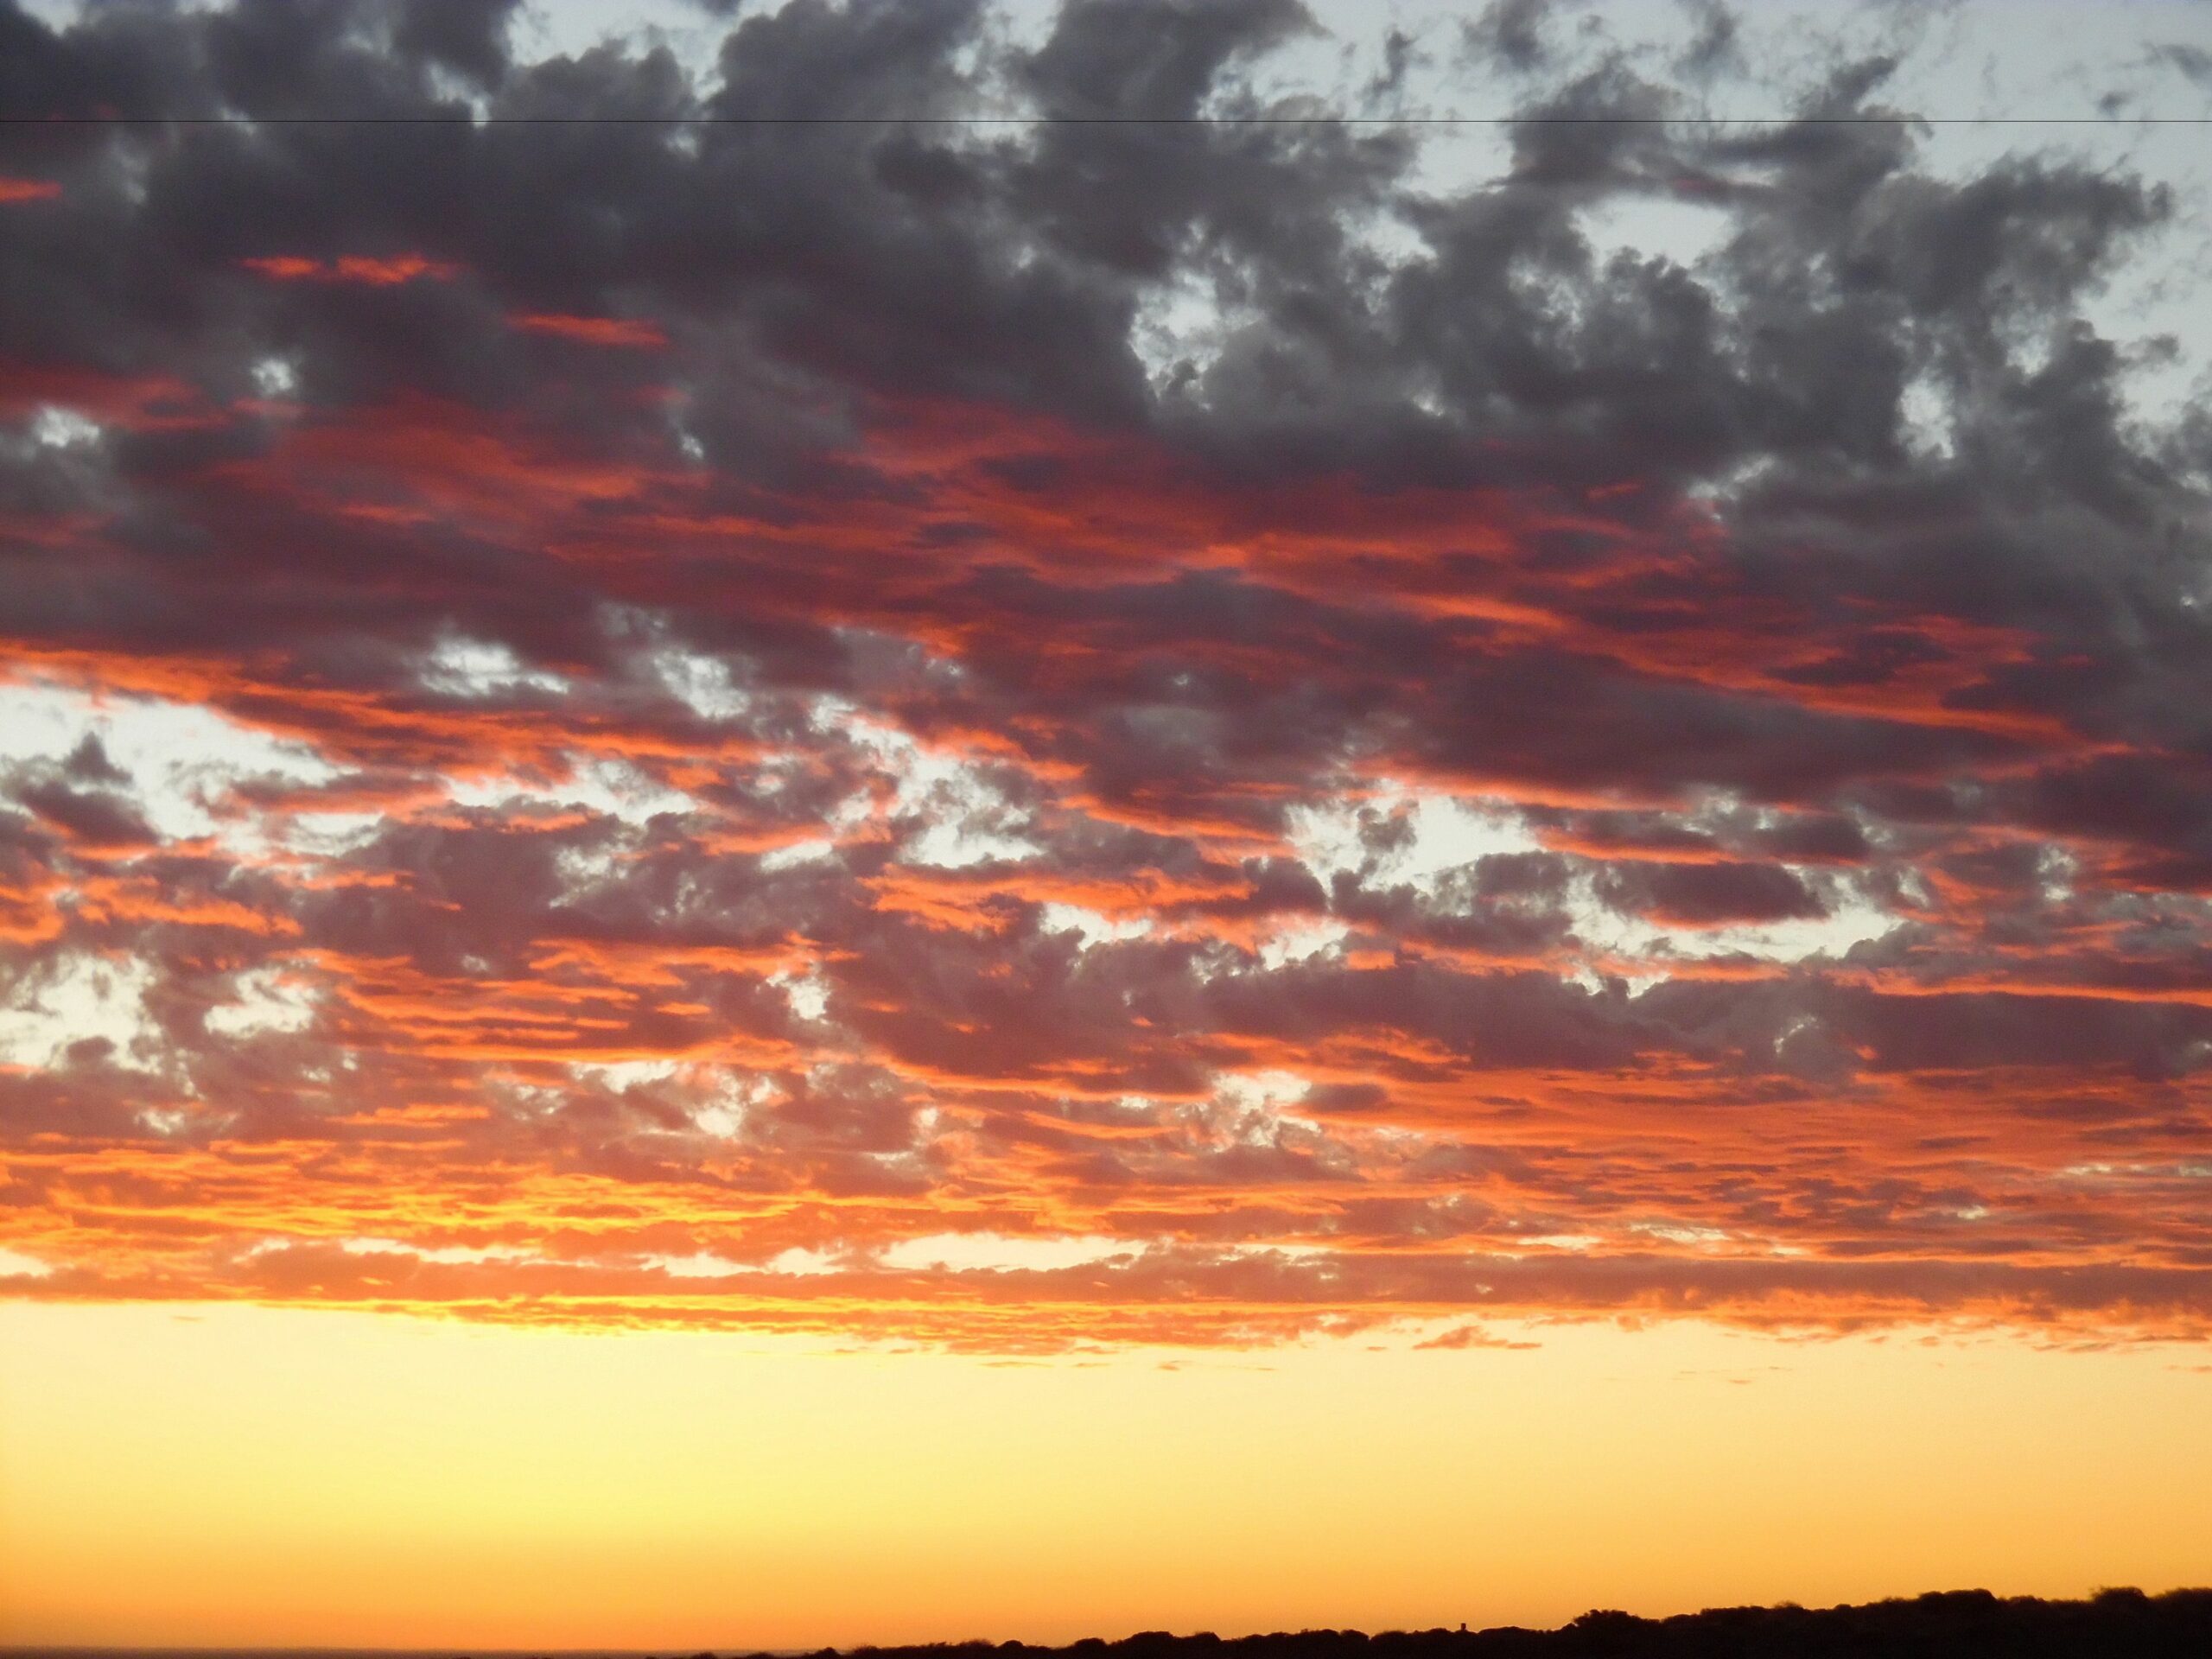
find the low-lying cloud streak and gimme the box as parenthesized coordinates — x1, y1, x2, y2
(3, 0, 2209, 1350)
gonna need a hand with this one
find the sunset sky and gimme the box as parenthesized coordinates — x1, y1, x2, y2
(3, 0, 2212, 1648)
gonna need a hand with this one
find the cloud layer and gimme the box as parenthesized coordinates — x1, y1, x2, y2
(3, 0, 2209, 1350)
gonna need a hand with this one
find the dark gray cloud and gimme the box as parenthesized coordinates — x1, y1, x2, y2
(0, 0, 2207, 1347)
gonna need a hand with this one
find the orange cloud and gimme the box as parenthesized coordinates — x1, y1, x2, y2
(239, 254, 461, 285)
(512, 314, 670, 348)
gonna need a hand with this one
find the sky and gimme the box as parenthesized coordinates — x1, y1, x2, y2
(3, 0, 2212, 1647)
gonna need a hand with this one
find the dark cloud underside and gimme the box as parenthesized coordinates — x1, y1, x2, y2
(0, 0, 2208, 1348)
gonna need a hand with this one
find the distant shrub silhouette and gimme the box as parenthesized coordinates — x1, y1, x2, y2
(710, 1587, 2212, 1659)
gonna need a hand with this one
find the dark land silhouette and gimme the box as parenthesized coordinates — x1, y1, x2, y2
(26, 1592, 2212, 1659)
(721, 1589, 2212, 1659)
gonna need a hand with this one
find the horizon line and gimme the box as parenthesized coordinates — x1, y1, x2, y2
(14, 1588, 2209, 1657)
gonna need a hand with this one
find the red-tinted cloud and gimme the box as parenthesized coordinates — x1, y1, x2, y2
(512, 314, 670, 348)
(240, 254, 462, 285)
(0, 0, 2208, 1352)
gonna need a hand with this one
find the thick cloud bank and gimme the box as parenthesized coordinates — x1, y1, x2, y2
(2, 0, 2209, 1349)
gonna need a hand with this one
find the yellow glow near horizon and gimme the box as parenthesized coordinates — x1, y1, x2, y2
(3, 1302, 2209, 1651)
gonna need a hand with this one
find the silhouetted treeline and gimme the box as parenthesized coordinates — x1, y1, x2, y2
(671, 1587, 2212, 1659)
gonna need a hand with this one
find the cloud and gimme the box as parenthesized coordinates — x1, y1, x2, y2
(511, 313, 671, 348)
(0, 0, 2208, 1351)
(241, 254, 464, 286)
